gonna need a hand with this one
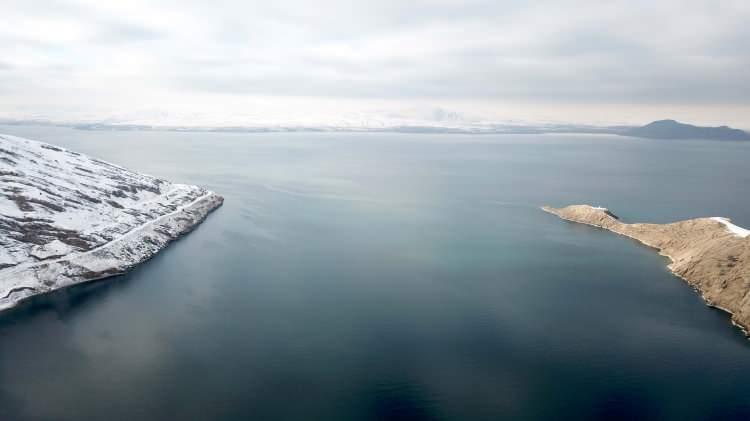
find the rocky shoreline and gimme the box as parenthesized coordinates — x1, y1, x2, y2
(0, 134, 223, 311)
(543, 205, 750, 335)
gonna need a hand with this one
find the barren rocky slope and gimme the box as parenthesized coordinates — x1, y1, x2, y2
(0, 134, 223, 310)
(543, 204, 750, 334)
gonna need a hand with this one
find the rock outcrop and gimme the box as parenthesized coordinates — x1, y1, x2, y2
(0, 134, 223, 310)
(543, 205, 750, 334)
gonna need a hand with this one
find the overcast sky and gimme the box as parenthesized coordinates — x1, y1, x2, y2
(1, 0, 749, 127)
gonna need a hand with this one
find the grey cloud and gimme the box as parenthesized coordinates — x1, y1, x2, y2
(170, 32, 750, 105)
(0, 0, 749, 123)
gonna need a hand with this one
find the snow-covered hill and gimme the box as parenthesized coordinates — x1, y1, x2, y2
(0, 134, 223, 310)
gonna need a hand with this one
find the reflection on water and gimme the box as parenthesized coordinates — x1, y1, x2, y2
(1, 125, 750, 420)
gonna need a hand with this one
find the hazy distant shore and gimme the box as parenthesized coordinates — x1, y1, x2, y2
(3, 118, 747, 140)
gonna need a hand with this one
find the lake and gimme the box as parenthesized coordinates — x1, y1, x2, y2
(1, 125, 750, 420)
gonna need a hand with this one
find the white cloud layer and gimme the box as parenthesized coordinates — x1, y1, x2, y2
(1, 0, 749, 127)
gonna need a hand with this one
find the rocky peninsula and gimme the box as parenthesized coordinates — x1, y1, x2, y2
(543, 204, 750, 334)
(0, 134, 223, 311)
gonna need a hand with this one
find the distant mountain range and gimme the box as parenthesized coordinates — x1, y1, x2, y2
(623, 119, 750, 140)
(1, 118, 748, 139)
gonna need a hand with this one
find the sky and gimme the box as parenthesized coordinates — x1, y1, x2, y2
(1, 0, 749, 128)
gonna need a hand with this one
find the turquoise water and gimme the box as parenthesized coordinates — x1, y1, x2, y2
(1, 125, 749, 420)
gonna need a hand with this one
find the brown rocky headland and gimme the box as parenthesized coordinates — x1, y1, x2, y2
(543, 204, 750, 334)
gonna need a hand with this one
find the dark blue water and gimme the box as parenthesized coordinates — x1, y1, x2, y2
(1, 125, 750, 420)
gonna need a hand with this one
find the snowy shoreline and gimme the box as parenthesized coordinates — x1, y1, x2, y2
(0, 192, 222, 311)
(0, 134, 223, 311)
(711, 217, 750, 238)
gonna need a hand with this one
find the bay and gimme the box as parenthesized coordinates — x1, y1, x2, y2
(1, 125, 749, 420)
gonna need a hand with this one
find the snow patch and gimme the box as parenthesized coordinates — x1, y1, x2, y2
(30, 240, 73, 260)
(711, 217, 750, 238)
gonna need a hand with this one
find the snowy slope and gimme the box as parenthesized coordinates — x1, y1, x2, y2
(712, 217, 750, 238)
(0, 134, 223, 310)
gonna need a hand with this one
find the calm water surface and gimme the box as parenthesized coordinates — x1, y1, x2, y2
(1, 125, 750, 420)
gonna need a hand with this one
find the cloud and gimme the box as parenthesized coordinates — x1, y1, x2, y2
(0, 0, 748, 124)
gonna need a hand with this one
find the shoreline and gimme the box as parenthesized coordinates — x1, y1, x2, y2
(0, 133, 226, 313)
(542, 205, 750, 337)
(0, 193, 224, 312)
